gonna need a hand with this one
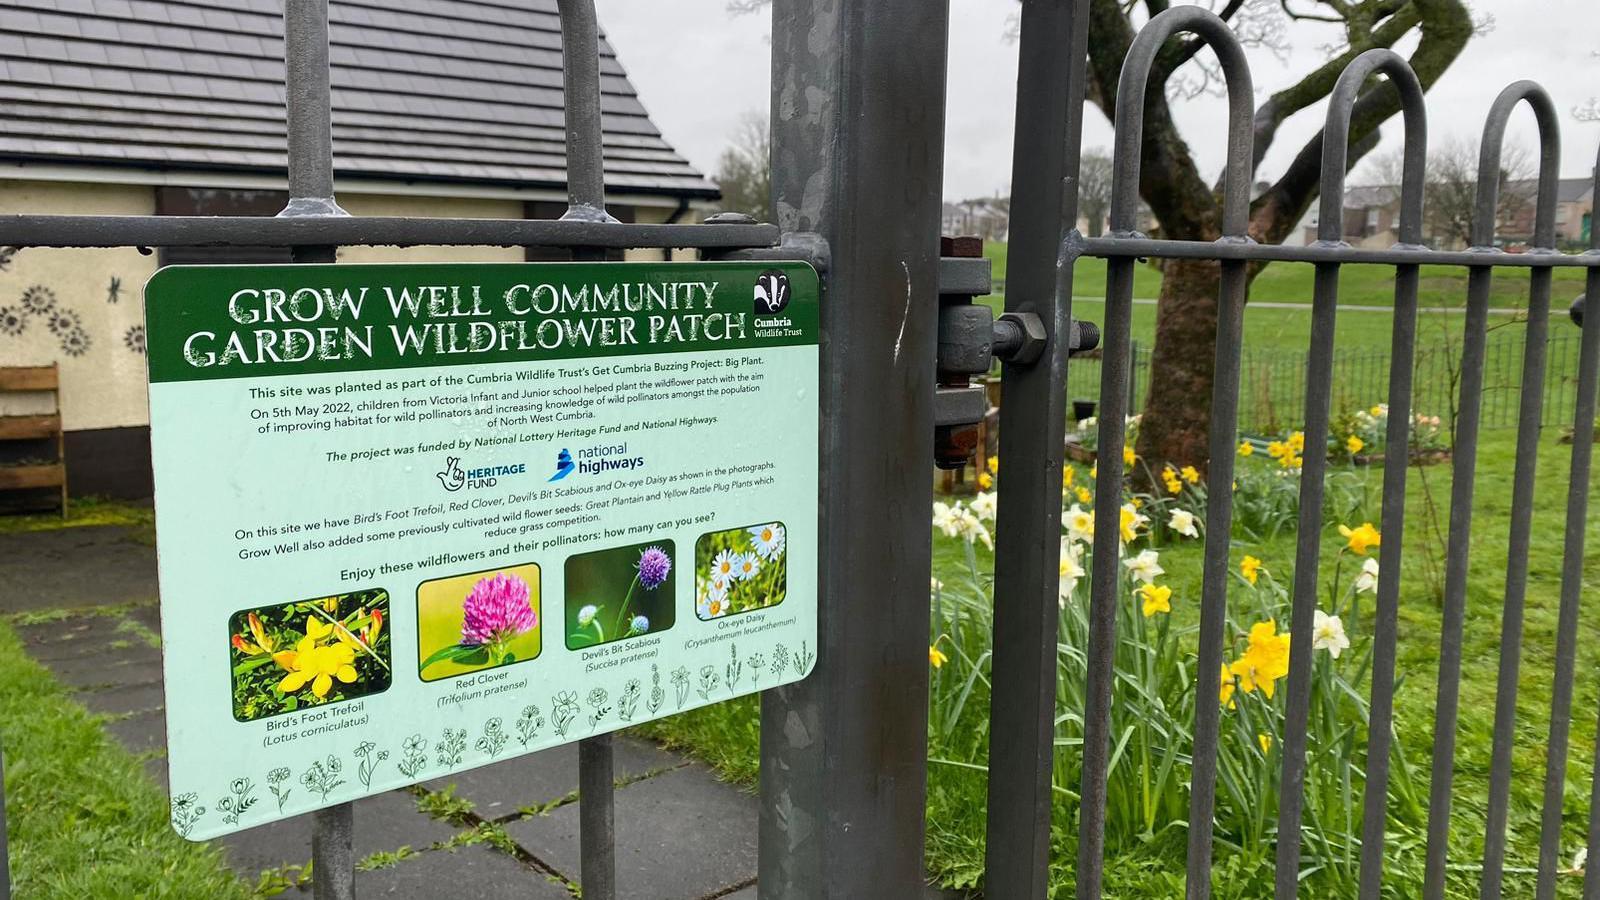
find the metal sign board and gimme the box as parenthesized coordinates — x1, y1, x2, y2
(144, 260, 819, 839)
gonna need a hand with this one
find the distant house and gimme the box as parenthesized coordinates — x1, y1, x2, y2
(1304, 178, 1593, 250)
(942, 197, 1010, 242)
(0, 0, 716, 499)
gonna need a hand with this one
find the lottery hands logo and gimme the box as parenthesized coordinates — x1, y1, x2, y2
(549, 448, 576, 482)
(437, 456, 466, 492)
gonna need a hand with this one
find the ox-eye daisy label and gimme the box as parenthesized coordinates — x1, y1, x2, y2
(144, 261, 819, 839)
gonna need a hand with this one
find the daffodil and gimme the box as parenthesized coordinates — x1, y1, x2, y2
(1062, 464, 1075, 486)
(1258, 733, 1273, 754)
(1138, 583, 1172, 618)
(1066, 504, 1095, 544)
(971, 491, 997, 523)
(1059, 539, 1085, 607)
(1346, 434, 1365, 454)
(1238, 441, 1254, 457)
(1354, 557, 1380, 594)
(1168, 508, 1199, 538)
(1123, 445, 1137, 468)
(1230, 619, 1291, 699)
(929, 644, 949, 669)
(1219, 663, 1237, 708)
(1118, 504, 1147, 544)
(1240, 555, 1264, 585)
(1123, 549, 1164, 585)
(1338, 522, 1381, 556)
(1312, 609, 1350, 658)
(1181, 465, 1201, 484)
(1075, 486, 1093, 504)
(1162, 467, 1183, 496)
(987, 456, 999, 476)
(977, 472, 994, 490)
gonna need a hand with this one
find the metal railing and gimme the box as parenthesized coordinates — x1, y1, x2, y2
(987, 3, 1600, 900)
(1061, 330, 1587, 436)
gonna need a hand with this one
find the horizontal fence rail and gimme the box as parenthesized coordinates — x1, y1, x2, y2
(988, 6, 1600, 900)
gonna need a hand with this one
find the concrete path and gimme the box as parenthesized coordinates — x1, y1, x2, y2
(0, 523, 943, 899)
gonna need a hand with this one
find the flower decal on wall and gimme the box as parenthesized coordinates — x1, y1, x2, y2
(45, 308, 79, 336)
(124, 324, 145, 354)
(59, 327, 90, 357)
(19, 285, 54, 316)
(0, 305, 22, 336)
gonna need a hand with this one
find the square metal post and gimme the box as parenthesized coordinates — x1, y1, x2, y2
(757, 0, 950, 897)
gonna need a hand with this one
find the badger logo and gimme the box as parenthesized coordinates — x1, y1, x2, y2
(754, 270, 790, 315)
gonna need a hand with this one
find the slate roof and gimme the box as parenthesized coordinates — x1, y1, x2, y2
(0, 0, 717, 197)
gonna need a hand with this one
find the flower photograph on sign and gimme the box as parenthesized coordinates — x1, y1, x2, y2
(565, 541, 676, 649)
(695, 523, 787, 620)
(416, 564, 542, 683)
(228, 589, 392, 722)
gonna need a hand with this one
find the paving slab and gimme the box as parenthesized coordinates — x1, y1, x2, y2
(423, 735, 681, 818)
(355, 844, 572, 899)
(104, 707, 166, 755)
(45, 644, 162, 690)
(506, 763, 757, 899)
(75, 679, 165, 716)
(0, 524, 157, 611)
(219, 789, 461, 879)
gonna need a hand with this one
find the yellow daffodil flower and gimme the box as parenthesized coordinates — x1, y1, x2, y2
(1230, 619, 1291, 699)
(1123, 445, 1137, 468)
(1238, 441, 1254, 457)
(977, 472, 994, 490)
(1063, 464, 1075, 487)
(1138, 583, 1173, 618)
(1119, 504, 1146, 544)
(1338, 522, 1381, 556)
(1258, 733, 1273, 754)
(1219, 663, 1237, 708)
(1346, 435, 1365, 454)
(1075, 486, 1092, 504)
(1240, 555, 1264, 585)
(987, 456, 999, 476)
(929, 645, 949, 669)
(1181, 465, 1201, 484)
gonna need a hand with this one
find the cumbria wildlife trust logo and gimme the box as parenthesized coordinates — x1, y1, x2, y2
(549, 449, 576, 482)
(754, 270, 790, 315)
(437, 456, 466, 492)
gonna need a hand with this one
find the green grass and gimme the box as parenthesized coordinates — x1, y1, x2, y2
(0, 496, 153, 542)
(0, 617, 247, 899)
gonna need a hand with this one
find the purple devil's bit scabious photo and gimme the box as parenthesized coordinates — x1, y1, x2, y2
(637, 546, 672, 590)
(460, 573, 538, 646)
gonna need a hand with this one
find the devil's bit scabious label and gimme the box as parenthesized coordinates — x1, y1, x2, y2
(145, 261, 818, 840)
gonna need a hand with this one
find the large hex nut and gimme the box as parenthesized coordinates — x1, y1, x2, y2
(994, 311, 1047, 366)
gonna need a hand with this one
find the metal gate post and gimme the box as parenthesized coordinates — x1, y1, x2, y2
(984, 1, 1090, 898)
(280, 3, 354, 898)
(757, 0, 950, 897)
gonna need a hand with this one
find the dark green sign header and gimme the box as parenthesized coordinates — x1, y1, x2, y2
(145, 261, 819, 383)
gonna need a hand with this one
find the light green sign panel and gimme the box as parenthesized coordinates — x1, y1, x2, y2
(145, 260, 819, 839)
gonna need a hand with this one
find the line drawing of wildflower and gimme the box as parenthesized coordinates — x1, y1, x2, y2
(266, 767, 293, 813)
(772, 642, 789, 678)
(397, 735, 428, 779)
(726, 643, 743, 693)
(437, 728, 467, 769)
(617, 679, 642, 722)
(748, 653, 767, 686)
(171, 792, 205, 837)
(217, 777, 258, 826)
(671, 666, 692, 709)
(793, 641, 815, 676)
(476, 717, 509, 759)
(300, 756, 346, 802)
(646, 664, 665, 716)
(515, 704, 545, 748)
(697, 665, 721, 701)
(0, 305, 22, 336)
(552, 690, 581, 738)
(586, 687, 611, 730)
(353, 740, 390, 788)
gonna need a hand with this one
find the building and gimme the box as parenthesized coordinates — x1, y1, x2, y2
(942, 196, 1010, 243)
(0, 0, 717, 499)
(1306, 178, 1593, 250)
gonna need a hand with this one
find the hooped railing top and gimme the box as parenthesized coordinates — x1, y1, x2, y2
(1109, 7, 1254, 240)
(1316, 49, 1427, 248)
(1473, 82, 1562, 251)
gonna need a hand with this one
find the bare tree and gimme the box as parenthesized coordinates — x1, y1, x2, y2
(1079, 149, 1114, 238)
(1363, 136, 1534, 247)
(713, 112, 772, 221)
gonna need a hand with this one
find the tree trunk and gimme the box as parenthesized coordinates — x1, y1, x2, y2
(1135, 258, 1226, 470)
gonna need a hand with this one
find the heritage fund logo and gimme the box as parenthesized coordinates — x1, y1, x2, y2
(754, 270, 790, 315)
(437, 455, 527, 491)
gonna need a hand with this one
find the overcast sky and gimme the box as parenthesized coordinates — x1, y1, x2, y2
(593, 0, 1600, 200)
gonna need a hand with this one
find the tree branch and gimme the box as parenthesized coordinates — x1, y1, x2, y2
(1156, 0, 1248, 77)
(1250, 0, 1474, 243)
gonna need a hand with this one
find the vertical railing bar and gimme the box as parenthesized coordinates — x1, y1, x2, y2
(1478, 82, 1561, 900)
(1533, 164, 1600, 900)
(985, 0, 1089, 895)
(553, 0, 615, 223)
(578, 731, 616, 900)
(280, 4, 353, 898)
(1087, 11, 1254, 899)
(1274, 258, 1339, 898)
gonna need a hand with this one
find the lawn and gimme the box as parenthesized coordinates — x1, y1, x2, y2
(647, 244, 1600, 897)
(0, 618, 247, 899)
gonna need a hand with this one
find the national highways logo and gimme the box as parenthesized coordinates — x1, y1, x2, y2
(549, 448, 576, 482)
